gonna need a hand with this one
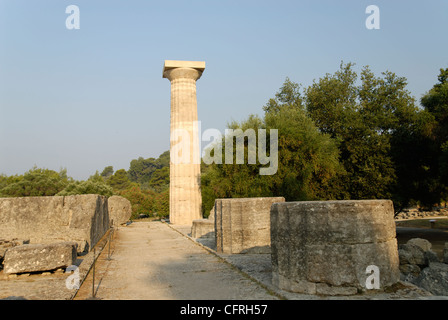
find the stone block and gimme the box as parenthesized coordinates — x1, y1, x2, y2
(0, 239, 29, 261)
(0, 195, 110, 254)
(3, 242, 78, 274)
(271, 200, 400, 294)
(407, 238, 432, 252)
(191, 219, 215, 239)
(108, 196, 132, 226)
(414, 262, 448, 296)
(215, 197, 285, 254)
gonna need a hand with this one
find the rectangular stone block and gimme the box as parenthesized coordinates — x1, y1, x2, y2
(0, 195, 110, 254)
(271, 200, 400, 294)
(214, 197, 285, 254)
(3, 242, 78, 274)
(191, 219, 215, 239)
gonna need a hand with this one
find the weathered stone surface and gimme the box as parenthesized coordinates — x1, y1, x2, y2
(215, 197, 285, 254)
(191, 219, 214, 239)
(399, 264, 421, 278)
(0, 195, 110, 254)
(108, 196, 132, 226)
(163, 60, 205, 226)
(3, 242, 77, 274)
(399, 244, 426, 266)
(407, 238, 432, 252)
(271, 200, 400, 294)
(414, 262, 448, 296)
(398, 238, 440, 270)
(208, 207, 215, 221)
(444, 243, 448, 264)
(0, 239, 29, 261)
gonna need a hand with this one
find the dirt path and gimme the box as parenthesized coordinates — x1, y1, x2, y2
(74, 221, 278, 300)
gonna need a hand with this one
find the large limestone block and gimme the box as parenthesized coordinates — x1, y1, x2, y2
(108, 196, 132, 226)
(0, 195, 110, 253)
(191, 219, 215, 239)
(215, 197, 285, 254)
(271, 200, 400, 294)
(3, 242, 78, 274)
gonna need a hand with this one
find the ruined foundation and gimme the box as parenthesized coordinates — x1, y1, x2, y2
(270, 200, 400, 295)
(215, 197, 285, 254)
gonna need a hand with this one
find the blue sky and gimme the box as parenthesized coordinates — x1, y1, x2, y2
(0, 0, 447, 180)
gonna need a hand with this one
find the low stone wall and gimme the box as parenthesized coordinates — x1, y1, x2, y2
(215, 197, 285, 254)
(271, 200, 400, 295)
(0, 195, 110, 254)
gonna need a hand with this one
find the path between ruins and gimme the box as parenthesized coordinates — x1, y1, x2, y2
(74, 221, 279, 300)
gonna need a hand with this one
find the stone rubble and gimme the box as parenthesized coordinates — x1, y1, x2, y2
(398, 238, 448, 296)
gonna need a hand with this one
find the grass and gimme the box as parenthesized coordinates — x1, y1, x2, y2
(396, 218, 448, 230)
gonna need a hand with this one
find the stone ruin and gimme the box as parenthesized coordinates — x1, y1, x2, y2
(398, 238, 448, 295)
(0, 194, 131, 275)
(270, 200, 400, 295)
(214, 197, 285, 254)
(190, 197, 448, 296)
(191, 198, 409, 295)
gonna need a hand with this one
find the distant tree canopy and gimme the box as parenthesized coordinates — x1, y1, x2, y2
(201, 63, 448, 215)
(128, 151, 170, 187)
(0, 167, 70, 197)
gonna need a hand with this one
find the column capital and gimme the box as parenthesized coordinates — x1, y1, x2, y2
(163, 60, 205, 81)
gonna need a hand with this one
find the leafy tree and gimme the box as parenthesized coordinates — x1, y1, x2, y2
(201, 83, 342, 215)
(57, 180, 114, 197)
(153, 189, 169, 218)
(148, 166, 170, 192)
(128, 151, 170, 187)
(107, 169, 133, 191)
(305, 63, 426, 205)
(100, 166, 114, 179)
(0, 167, 69, 197)
(418, 67, 448, 205)
(118, 185, 155, 219)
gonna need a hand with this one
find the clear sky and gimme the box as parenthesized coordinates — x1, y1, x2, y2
(0, 0, 447, 180)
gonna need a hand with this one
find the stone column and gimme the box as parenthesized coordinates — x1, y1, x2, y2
(163, 60, 205, 225)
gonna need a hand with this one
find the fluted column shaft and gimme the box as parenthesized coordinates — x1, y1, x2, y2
(163, 62, 204, 225)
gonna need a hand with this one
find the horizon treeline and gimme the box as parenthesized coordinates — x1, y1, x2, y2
(0, 152, 170, 219)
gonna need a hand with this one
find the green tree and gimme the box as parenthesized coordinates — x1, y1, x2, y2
(148, 166, 170, 192)
(128, 151, 170, 188)
(419, 67, 448, 205)
(201, 82, 342, 215)
(153, 189, 169, 218)
(57, 180, 114, 197)
(107, 169, 133, 191)
(118, 185, 156, 219)
(305, 63, 424, 205)
(0, 167, 70, 197)
(100, 166, 114, 179)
